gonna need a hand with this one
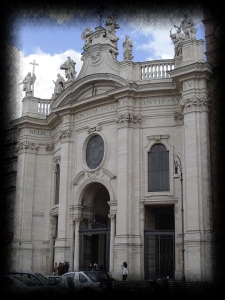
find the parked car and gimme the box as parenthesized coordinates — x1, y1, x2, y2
(5, 271, 54, 286)
(1, 273, 43, 296)
(45, 275, 62, 285)
(3, 272, 71, 297)
(58, 269, 117, 295)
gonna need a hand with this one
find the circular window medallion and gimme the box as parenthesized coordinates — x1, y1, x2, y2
(86, 135, 104, 169)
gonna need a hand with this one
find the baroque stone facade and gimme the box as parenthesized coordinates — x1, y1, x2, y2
(3, 13, 218, 283)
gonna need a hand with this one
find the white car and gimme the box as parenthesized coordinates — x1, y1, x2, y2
(58, 270, 116, 296)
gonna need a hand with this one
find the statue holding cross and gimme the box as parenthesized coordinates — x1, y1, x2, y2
(19, 60, 38, 97)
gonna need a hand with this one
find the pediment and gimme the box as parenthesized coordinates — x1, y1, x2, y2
(51, 74, 129, 109)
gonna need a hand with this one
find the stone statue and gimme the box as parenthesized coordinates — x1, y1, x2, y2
(176, 14, 195, 39)
(170, 27, 185, 57)
(105, 14, 120, 42)
(123, 35, 134, 61)
(52, 73, 65, 99)
(81, 28, 93, 50)
(60, 56, 76, 81)
(19, 72, 36, 97)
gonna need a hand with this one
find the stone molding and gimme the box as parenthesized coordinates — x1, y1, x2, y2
(115, 113, 142, 123)
(147, 135, 169, 142)
(73, 171, 85, 185)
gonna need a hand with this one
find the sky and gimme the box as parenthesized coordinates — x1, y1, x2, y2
(7, 5, 206, 122)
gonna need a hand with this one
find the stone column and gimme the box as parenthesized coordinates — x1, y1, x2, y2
(11, 140, 38, 271)
(140, 203, 145, 278)
(73, 217, 82, 271)
(114, 98, 142, 280)
(54, 124, 73, 264)
(180, 94, 213, 281)
(108, 214, 116, 272)
(69, 217, 75, 271)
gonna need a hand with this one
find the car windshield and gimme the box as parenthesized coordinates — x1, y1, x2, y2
(83, 271, 100, 282)
(34, 273, 53, 285)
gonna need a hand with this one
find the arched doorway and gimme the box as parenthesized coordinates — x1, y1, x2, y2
(79, 183, 110, 270)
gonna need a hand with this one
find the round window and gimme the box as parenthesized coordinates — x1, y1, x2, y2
(86, 135, 104, 169)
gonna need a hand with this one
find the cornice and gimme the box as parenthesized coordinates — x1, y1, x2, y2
(168, 62, 213, 78)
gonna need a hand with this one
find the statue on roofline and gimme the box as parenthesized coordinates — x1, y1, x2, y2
(105, 14, 120, 42)
(81, 28, 93, 50)
(60, 56, 76, 81)
(52, 73, 65, 99)
(19, 72, 36, 97)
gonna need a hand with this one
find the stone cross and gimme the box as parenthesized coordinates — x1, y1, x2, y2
(30, 59, 39, 96)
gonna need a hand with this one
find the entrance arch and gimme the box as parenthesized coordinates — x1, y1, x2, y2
(79, 182, 111, 270)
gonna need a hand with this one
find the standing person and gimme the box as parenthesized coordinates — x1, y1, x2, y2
(121, 262, 128, 280)
(63, 261, 69, 274)
(53, 262, 58, 275)
(88, 263, 93, 269)
(57, 262, 62, 275)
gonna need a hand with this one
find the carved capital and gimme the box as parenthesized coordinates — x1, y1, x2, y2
(108, 214, 116, 221)
(180, 96, 210, 112)
(19, 141, 38, 151)
(115, 113, 142, 123)
(88, 123, 102, 134)
(45, 143, 54, 151)
(73, 217, 83, 223)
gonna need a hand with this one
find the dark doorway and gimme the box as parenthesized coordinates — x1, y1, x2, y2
(144, 205, 175, 279)
(79, 183, 110, 270)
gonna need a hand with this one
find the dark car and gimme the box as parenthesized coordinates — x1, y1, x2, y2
(1, 273, 42, 296)
(45, 275, 62, 285)
(5, 271, 54, 286)
(3, 272, 70, 297)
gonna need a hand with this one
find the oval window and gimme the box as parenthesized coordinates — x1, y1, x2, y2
(86, 135, 104, 169)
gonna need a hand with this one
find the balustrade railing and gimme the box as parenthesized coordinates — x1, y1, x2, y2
(140, 59, 175, 80)
(38, 101, 53, 115)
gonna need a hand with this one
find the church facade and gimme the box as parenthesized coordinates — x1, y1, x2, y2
(4, 14, 215, 282)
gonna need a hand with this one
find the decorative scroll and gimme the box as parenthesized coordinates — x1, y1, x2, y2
(88, 123, 102, 133)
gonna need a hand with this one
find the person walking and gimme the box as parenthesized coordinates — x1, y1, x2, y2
(121, 262, 128, 280)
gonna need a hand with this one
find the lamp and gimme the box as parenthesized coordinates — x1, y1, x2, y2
(173, 155, 186, 286)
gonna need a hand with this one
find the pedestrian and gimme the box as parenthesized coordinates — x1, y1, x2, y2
(121, 262, 128, 280)
(88, 263, 93, 269)
(63, 261, 69, 274)
(57, 262, 62, 275)
(60, 263, 64, 275)
(53, 262, 58, 275)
